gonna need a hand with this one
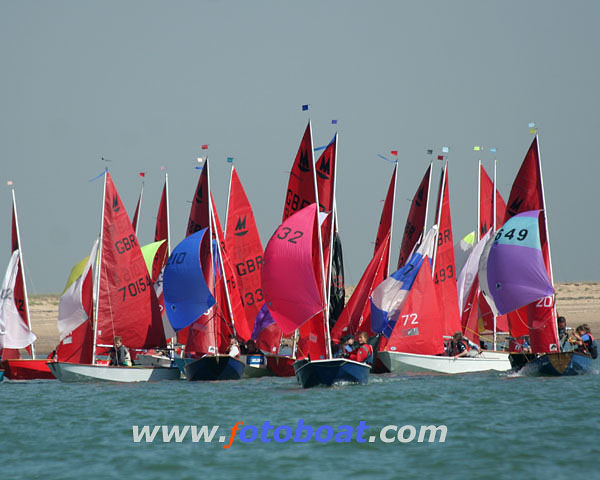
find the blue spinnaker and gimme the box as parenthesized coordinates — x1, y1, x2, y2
(163, 228, 215, 331)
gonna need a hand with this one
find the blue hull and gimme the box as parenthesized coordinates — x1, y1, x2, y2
(510, 352, 593, 376)
(0, 371, 4, 382)
(184, 355, 245, 381)
(293, 358, 370, 388)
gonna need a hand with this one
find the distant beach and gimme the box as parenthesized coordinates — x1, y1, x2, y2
(25, 282, 600, 356)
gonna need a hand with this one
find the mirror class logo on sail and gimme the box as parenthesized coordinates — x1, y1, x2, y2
(132, 420, 447, 446)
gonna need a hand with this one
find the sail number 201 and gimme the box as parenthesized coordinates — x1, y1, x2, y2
(276, 227, 304, 244)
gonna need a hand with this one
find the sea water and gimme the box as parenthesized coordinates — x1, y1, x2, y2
(1, 367, 599, 480)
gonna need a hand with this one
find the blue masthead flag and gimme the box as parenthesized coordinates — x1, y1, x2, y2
(302, 104, 309, 111)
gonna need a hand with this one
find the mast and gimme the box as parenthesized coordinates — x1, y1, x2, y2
(388, 161, 398, 275)
(206, 158, 238, 341)
(11, 187, 35, 359)
(165, 172, 171, 255)
(492, 157, 498, 350)
(134, 180, 144, 238)
(310, 123, 332, 359)
(422, 162, 433, 238)
(224, 163, 234, 238)
(477, 160, 482, 243)
(323, 133, 339, 359)
(536, 134, 559, 343)
(431, 161, 447, 277)
(92, 171, 107, 365)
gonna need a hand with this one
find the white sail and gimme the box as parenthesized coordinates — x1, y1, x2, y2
(0, 250, 37, 349)
(57, 240, 98, 341)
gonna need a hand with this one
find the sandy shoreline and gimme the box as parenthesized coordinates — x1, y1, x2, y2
(21, 283, 600, 357)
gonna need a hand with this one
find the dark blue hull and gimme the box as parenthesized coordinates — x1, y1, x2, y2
(174, 358, 195, 376)
(184, 355, 245, 381)
(293, 358, 371, 388)
(510, 352, 593, 376)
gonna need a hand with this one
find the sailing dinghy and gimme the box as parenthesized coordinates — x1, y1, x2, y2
(1, 187, 55, 380)
(49, 171, 180, 382)
(262, 204, 370, 387)
(373, 164, 510, 374)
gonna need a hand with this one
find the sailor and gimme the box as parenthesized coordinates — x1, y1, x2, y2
(557, 316, 570, 351)
(349, 332, 374, 365)
(109, 336, 132, 366)
(572, 324, 598, 359)
(446, 331, 469, 358)
(226, 335, 240, 357)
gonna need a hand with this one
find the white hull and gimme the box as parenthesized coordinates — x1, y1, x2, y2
(378, 350, 511, 374)
(48, 362, 181, 383)
(136, 354, 173, 368)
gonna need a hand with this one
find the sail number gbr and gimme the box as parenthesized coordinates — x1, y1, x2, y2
(118, 275, 152, 302)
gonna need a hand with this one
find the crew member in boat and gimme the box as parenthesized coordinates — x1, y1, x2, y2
(348, 332, 374, 365)
(572, 324, 598, 358)
(557, 316, 570, 351)
(334, 335, 355, 358)
(446, 332, 469, 358)
(109, 336, 132, 367)
(244, 339, 260, 355)
(226, 335, 240, 357)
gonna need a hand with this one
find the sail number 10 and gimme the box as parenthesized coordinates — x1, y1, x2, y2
(118, 275, 152, 302)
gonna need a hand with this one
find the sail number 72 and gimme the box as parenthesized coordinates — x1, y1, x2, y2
(401, 313, 418, 326)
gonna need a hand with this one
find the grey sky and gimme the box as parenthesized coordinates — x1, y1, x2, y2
(2, 1, 598, 293)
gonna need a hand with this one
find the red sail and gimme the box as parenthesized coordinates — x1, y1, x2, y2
(461, 276, 481, 345)
(375, 165, 396, 270)
(96, 172, 166, 350)
(155, 180, 168, 243)
(283, 122, 315, 221)
(433, 164, 462, 337)
(211, 193, 251, 343)
(151, 179, 170, 282)
(131, 187, 142, 235)
(479, 164, 507, 236)
(504, 137, 558, 353)
(331, 233, 390, 342)
(315, 134, 336, 213)
(384, 258, 445, 356)
(297, 311, 327, 360)
(397, 164, 431, 269)
(187, 165, 210, 237)
(225, 167, 266, 330)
